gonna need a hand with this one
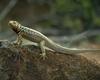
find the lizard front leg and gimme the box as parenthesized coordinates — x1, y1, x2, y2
(13, 32, 23, 46)
(39, 40, 47, 60)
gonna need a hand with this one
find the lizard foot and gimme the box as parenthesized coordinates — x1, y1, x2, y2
(11, 41, 21, 47)
(40, 53, 48, 60)
(11, 41, 19, 47)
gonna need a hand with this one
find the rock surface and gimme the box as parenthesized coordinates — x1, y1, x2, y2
(0, 40, 100, 80)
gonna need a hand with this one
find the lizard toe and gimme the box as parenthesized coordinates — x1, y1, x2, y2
(40, 53, 47, 60)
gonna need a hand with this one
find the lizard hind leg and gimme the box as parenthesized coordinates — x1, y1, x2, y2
(39, 40, 47, 60)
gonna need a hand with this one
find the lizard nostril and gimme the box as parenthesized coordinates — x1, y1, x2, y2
(8, 21, 14, 27)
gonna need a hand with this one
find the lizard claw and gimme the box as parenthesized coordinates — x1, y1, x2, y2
(40, 53, 47, 60)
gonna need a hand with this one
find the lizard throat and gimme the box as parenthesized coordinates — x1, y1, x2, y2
(12, 27, 20, 34)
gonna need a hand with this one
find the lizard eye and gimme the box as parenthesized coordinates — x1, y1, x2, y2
(13, 21, 18, 26)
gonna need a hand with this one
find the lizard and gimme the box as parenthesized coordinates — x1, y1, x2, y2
(8, 20, 100, 59)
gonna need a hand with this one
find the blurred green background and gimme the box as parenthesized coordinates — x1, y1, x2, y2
(0, 0, 100, 45)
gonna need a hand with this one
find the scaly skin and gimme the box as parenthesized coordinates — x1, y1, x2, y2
(8, 20, 100, 59)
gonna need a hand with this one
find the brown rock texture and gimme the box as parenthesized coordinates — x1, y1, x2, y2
(0, 40, 100, 80)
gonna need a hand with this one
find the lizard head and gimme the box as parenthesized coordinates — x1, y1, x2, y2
(8, 20, 21, 33)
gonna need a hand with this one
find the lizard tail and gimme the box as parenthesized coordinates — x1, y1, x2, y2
(47, 41, 100, 54)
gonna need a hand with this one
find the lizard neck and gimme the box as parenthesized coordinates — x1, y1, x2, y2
(12, 27, 20, 34)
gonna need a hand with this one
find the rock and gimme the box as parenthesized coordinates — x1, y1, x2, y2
(0, 40, 100, 80)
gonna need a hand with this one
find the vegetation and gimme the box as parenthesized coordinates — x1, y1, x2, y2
(0, 0, 100, 39)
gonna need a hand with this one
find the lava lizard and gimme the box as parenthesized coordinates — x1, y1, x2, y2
(8, 20, 100, 59)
